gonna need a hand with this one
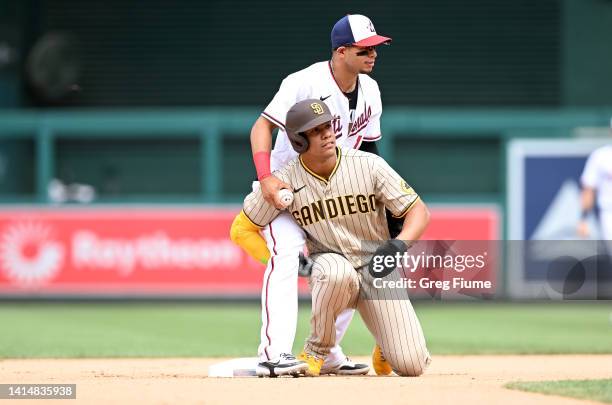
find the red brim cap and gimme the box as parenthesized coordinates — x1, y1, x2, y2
(353, 35, 392, 47)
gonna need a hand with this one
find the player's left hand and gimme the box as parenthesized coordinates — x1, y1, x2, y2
(368, 239, 408, 278)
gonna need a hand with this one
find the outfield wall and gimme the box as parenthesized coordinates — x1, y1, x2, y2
(1, 109, 612, 299)
(0, 205, 498, 299)
(1, 108, 611, 204)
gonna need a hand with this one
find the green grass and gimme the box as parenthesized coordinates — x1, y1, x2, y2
(409, 301, 612, 355)
(506, 379, 612, 404)
(0, 302, 610, 358)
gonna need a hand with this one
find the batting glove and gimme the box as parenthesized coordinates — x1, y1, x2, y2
(368, 239, 408, 278)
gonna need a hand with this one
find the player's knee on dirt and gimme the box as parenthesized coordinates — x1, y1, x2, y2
(392, 348, 431, 377)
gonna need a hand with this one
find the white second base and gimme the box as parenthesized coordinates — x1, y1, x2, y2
(208, 357, 259, 377)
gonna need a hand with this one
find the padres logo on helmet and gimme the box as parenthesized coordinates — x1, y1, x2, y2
(310, 102, 325, 115)
(285, 99, 334, 153)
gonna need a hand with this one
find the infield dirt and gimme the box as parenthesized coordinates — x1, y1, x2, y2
(1, 355, 611, 404)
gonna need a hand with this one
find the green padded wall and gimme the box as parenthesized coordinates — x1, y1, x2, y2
(219, 135, 502, 198)
(0, 139, 35, 196)
(392, 137, 501, 196)
(221, 137, 257, 196)
(36, 0, 561, 106)
(562, 0, 612, 105)
(55, 138, 201, 198)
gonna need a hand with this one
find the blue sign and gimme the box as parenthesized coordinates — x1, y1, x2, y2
(507, 139, 612, 299)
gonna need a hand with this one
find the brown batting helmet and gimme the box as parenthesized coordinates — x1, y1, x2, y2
(285, 99, 334, 153)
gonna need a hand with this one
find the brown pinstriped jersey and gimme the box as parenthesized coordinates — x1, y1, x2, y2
(243, 147, 419, 267)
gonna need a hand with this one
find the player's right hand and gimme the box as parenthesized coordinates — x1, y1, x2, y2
(261, 175, 293, 209)
(577, 220, 590, 238)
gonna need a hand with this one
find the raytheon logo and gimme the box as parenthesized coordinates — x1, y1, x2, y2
(0, 218, 244, 288)
(0, 222, 64, 287)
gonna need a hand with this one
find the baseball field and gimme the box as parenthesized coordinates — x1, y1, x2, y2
(1, 301, 611, 404)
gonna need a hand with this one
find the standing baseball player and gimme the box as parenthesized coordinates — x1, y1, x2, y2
(231, 14, 400, 377)
(242, 99, 432, 376)
(577, 118, 612, 240)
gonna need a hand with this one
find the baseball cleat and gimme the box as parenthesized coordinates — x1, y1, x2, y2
(372, 344, 393, 376)
(297, 351, 324, 377)
(320, 357, 370, 375)
(256, 353, 308, 377)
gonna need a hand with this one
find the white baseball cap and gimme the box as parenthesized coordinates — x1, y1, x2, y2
(331, 14, 392, 49)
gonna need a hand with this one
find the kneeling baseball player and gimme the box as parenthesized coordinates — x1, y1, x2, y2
(237, 99, 432, 376)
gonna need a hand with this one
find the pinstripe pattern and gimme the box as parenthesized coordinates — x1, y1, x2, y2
(244, 184, 280, 227)
(305, 253, 360, 357)
(358, 266, 430, 376)
(242, 147, 419, 267)
(304, 253, 430, 376)
(242, 146, 429, 375)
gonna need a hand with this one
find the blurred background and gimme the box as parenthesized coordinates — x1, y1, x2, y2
(1, 0, 611, 203)
(0, 0, 611, 322)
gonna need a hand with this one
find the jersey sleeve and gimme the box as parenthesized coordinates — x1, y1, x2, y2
(243, 188, 279, 227)
(261, 72, 308, 129)
(581, 149, 602, 189)
(374, 157, 419, 218)
(242, 167, 293, 227)
(362, 81, 382, 141)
